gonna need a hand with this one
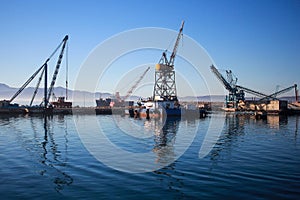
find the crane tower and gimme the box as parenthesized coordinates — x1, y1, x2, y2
(153, 21, 184, 101)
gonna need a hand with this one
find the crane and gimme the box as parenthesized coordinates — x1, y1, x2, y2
(234, 84, 298, 102)
(210, 65, 244, 109)
(235, 85, 271, 99)
(210, 65, 236, 93)
(30, 67, 45, 106)
(153, 21, 184, 100)
(8, 35, 68, 108)
(258, 84, 297, 101)
(9, 61, 48, 103)
(159, 21, 185, 69)
(211, 65, 298, 110)
(46, 35, 68, 106)
(124, 67, 150, 100)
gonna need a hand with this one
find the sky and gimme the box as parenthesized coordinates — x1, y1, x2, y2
(0, 0, 299, 98)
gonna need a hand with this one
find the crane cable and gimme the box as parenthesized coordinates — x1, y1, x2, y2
(66, 42, 69, 100)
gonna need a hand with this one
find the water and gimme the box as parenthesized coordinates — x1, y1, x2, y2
(0, 113, 300, 199)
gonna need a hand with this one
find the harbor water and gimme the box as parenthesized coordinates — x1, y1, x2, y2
(0, 113, 300, 199)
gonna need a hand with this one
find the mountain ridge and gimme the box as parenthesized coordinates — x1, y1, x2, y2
(0, 83, 297, 106)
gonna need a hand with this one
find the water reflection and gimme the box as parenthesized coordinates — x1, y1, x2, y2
(1, 115, 74, 193)
(265, 115, 287, 129)
(209, 113, 294, 161)
(41, 116, 73, 192)
(295, 115, 299, 140)
(152, 117, 185, 198)
(209, 114, 246, 161)
(153, 117, 180, 166)
(153, 162, 185, 198)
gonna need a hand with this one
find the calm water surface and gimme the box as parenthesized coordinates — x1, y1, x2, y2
(0, 113, 299, 199)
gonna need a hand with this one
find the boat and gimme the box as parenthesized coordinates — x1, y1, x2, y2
(0, 100, 26, 114)
(95, 97, 134, 115)
(96, 98, 111, 107)
(96, 96, 134, 107)
(130, 97, 181, 119)
(183, 104, 208, 118)
(0, 35, 69, 116)
(132, 98, 208, 119)
(51, 96, 72, 108)
(0, 100, 54, 115)
(51, 96, 72, 114)
(134, 21, 184, 119)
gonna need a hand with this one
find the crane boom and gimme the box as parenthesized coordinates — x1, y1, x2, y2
(124, 67, 150, 100)
(169, 21, 184, 67)
(236, 85, 274, 99)
(9, 35, 69, 104)
(30, 67, 45, 106)
(210, 65, 233, 92)
(259, 84, 297, 101)
(159, 21, 184, 68)
(9, 62, 48, 103)
(46, 35, 68, 104)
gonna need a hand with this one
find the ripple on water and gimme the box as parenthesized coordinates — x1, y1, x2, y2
(0, 114, 299, 199)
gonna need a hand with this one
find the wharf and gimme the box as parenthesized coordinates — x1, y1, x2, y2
(0, 106, 130, 116)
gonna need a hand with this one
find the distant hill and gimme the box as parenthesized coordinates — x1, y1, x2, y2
(180, 95, 225, 102)
(0, 83, 108, 106)
(0, 83, 11, 91)
(0, 83, 297, 106)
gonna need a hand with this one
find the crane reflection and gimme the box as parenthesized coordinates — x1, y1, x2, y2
(152, 117, 180, 166)
(38, 115, 73, 192)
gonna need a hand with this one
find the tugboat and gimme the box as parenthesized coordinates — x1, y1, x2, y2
(51, 96, 72, 114)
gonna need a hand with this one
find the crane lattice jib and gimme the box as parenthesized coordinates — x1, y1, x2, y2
(46, 35, 68, 104)
(210, 65, 233, 92)
(236, 85, 276, 99)
(9, 62, 47, 103)
(168, 21, 184, 67)
(30, 67, 45, 106)
(124, 67, 150, 100)
(9, 35, 69, 103)
(259, 84, 297, 101)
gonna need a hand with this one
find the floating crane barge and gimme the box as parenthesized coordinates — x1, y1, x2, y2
(132, 21, 207, 119)
(210, 65, 299, 115)
(0, 35, 72, 115)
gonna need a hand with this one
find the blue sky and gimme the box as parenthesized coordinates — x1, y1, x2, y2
(0, 0, 299, 98)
